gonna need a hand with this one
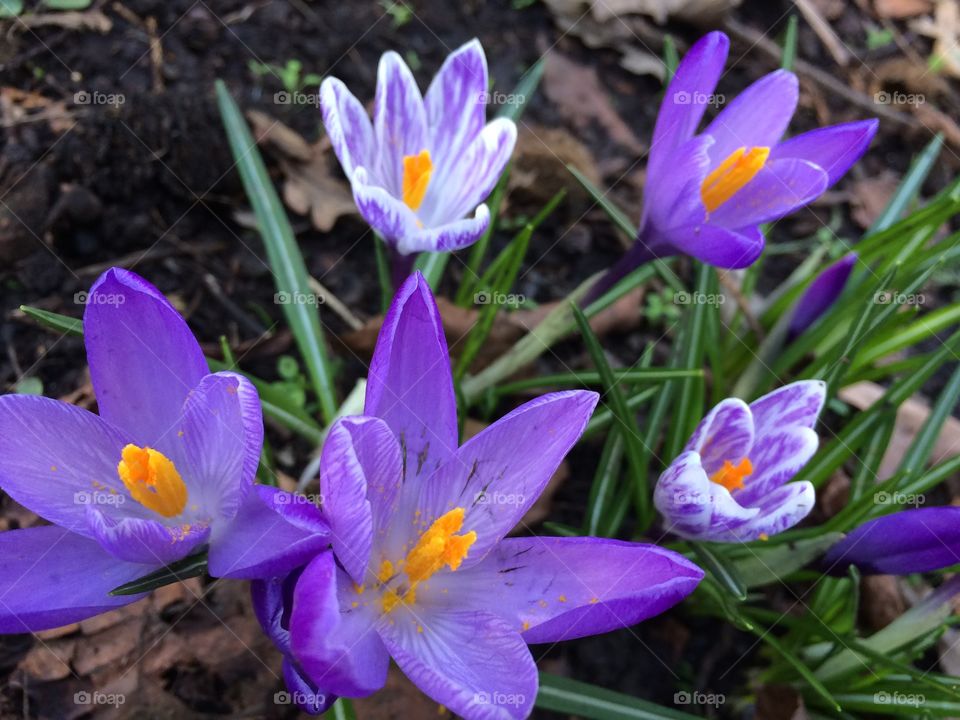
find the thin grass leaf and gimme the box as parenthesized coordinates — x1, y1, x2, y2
(494, 368, 702, 395)
(869, 133, 944, 234)
(216, 80, 338, 423)
(110, 552, 208, 595)
(328, 698, 358, 720)
(781, 15, 799, 70)
(374, 233, 393, 310)
(729, 533, 844, 588)
(662, 35, 679, 84)
(690, 543, 747, 600)
(584, 430, 625, 536)
(897, 360, 960, 477)
(414, 250, 449, 291)
(755, 629, 841, 713)
(19, 305, 82, 336)
(572, 304, 653, 528)
(537, 673, 700, 720)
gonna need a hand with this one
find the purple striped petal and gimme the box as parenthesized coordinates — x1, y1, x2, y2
(290, 551, 389, 698)
(321, 77, 375, 181)
(750, 380, 826, 434)
(643, 134, 712, 234)
(649, 31, 728, 175)
(165, 373, 262, 521)
(424, 39, 489, 180)
(207, 485, 330, 580)
(771, 119, 879, 187)
(320, 416, 401, 584)
(709, 158, 829, 228)
(86, 506, 209, 564)
(736, 426, 819, 507)
(0, 526, 147, 632)
(429, 537, 702, 643)
(377, 607, 537, 720)
(351, 167, 421, 250)
(83, 268, 208, 446)
(365, 272, 458, 484)
(412, 391, 598, 567)
(703, 70, 798, 166)
(726, 481, 814, 541)
(0, 394, 127, 533)
(789, 254, 858, 337)
(404, 205, 490, 255)
(283, 659, 334, 715)
(824, 507, 960, 575)
(684, 398, 753, 476)
(374, 51, 428, 196)
(422, 118, 516, 226)
(666, 223, 765, 269)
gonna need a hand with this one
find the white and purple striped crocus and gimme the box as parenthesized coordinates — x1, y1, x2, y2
(593, 31, 878, 297)
(788, 253, 858, 338)
(321, 39, 516, 262)
(254, 273, 703, 719)
(654, 381, 826, 543)
(0, 268, 330, 632)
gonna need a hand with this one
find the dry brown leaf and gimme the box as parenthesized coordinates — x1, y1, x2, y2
(861, 575, 906, 630)
(544, 0, 737, 26)
(19, 639, 76, 681)
(247, 110, 357, 232)
(509, 123, 602, 209)
(874, 0, 933, 18)
(755, 684, 808, 720)
(543, 52, 645, 154)
(910, 0, 960, 78)
(839, 381, 960, 480)
(16, 10, 112, 33)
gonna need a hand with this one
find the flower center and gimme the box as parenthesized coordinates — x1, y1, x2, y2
(401, 149, 433, 211)
(117, 444, 188, 518)
(709, 457, 753, 493)
(701, 146, 769, 213)
(379, 506, 476, 614)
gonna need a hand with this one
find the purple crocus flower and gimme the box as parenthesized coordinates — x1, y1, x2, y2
(824, 507, 960, 575)
(321, 39, 516, 263)
(789, 253, 858, 338)
(0, 268, 330, 632)
(591, 31, 877, 299)
(654, 381, 825, 542)
(255, 273, 703, 719)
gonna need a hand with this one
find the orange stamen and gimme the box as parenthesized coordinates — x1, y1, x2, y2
(701, 146, 769, 213)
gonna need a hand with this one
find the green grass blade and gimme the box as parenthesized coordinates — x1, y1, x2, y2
(216, 80, 338, 423)
(690, 543, 747, 601)
(110, 552, 208, 595)
(537, 673, 701, 720)
(19, 305, 82, 336)
(869, 133, 944, 234)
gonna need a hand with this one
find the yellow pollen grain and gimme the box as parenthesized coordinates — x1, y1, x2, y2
(402, 150, 433, 211)
(710, 458, 753, 493)
(589, 597, 599, 604)
(558, 595, 567, 603)
(522, 621, 530, 631)
(117, 444, 187, 518)
(759, 533, 769, 541)
(538, 599, 548, 608)
(701, 146, 769, 213)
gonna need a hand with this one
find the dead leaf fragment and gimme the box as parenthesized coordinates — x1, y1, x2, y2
(861, 575, 906, 630)
(874, 0, 933, 18)
(910, 0, 960, 79)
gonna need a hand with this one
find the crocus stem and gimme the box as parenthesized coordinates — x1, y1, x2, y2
(582, 230, 664, 306)
(390, 248, 417, 291)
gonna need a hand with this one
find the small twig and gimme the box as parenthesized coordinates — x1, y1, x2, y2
(308, 276, 364, 331)
(793, 0, 851, 67)
(717, 271, 764, 340)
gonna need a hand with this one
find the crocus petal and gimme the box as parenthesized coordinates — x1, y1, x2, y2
(165, 372, 262, 521)
(351, 167, 421, 248)
(374, 51, 428, 196)
(424, 38, 489, 180)
(429, 537, 703, 643)
(789, 254, 858, 337)
(703, 70, 798, 166)
(86, 507, 209, 565)
(709, 158, 829, 228)
(320, 416, 402, 584)
(824, 507, 960, 575)
(683, 398, 754, 476)
(0, 526, 146, 632)
(649, 31, 728, 173)
(283, 658, 335, 715)
(771, 119, 879, 187)
(365, 272, 458, 483)
(378, 607, 537, 720)
(321, 77, 375, 181)
(0, 394, 127, 533)
(422, 118, 516, 226)
(654, 451, 758, 539)
(666, 224, 764, 269)
(83, 268, 208, 446)
(402, 205, 491, 255)
(290, 551, 389, 698)
(736, 426, 819, 507)
(724, 481, 814, 542)
(207, 485, 330, 580)
(413, 391, 599, 566)
(750, 380, 826, 434)
(643, 135, 712, 234)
